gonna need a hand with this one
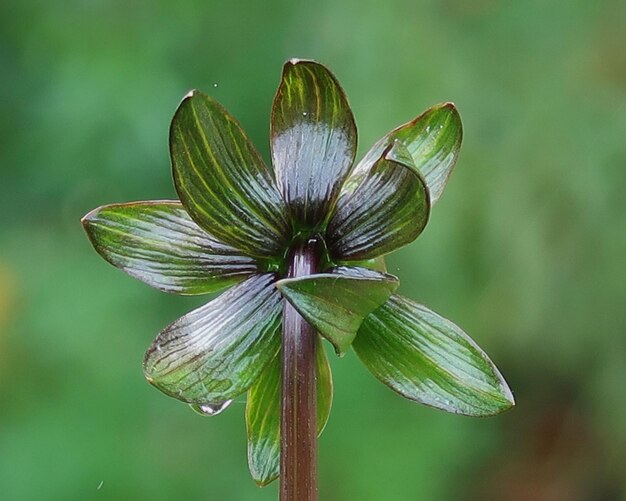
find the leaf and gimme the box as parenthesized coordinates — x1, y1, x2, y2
(271, 59, 357, 228)
(352, 102, 462, 205)
(143, 274, 282, 404)
(276, 266, 398, 356)
(246, 337, 333, 486)
(81, 201, 257, 294)
(170, 90, 290, 258)
(327, 142, 430, 261)
(353, 294, 514, 416)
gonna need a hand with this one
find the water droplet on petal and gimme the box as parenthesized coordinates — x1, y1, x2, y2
(426, 125, 431, 133)
(190, 400, 233, 416)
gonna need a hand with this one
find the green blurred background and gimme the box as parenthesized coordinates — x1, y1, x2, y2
(1, 0, 624, 499)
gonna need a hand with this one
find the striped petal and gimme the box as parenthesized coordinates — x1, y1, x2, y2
(170, 90, 290, 259)
(246, 336, 333, 486)
(353, 294, 515, 416)
(81, 201, 256, 294)
(271, 59, 357, 229)
(143, 274, 282, 404)
(350, 102, 462, 205)
(327, 142, 430, 261)
(276, 266, 399, 356)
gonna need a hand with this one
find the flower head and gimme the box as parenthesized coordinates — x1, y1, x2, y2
(82, 59, 514, 486)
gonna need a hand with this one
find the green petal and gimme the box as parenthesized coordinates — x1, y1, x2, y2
(316, 337, 333, 436)
(353, 294, 514, 416)
(327, 142, 430, 261)
(246, 337, 333, 486)
(143, 274, 282, 404)
(271, 59, 357, 228)
(276, 266, 399, 356)
(245, 353, 281, 486)
(81, 201, 256, 295)
(170, 90, 290, 258)
(352, 102, 462, 205)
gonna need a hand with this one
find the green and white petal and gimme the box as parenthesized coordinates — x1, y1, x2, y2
(276, 266, 398, 356)
(170, 91, 290, 258)
(353, 294, 514, 416)
(246, 337, 333, 486)
(327, 142, 430, 261)
(350, 102, 462, 205)
(82, 201, 256, 294)
(271, 59, 357, 228)
(144, 274, 282, 404)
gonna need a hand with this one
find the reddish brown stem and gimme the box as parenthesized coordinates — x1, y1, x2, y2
(280, 238, 320, 501)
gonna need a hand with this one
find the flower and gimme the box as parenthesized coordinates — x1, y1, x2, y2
(82, 59, 514, 486)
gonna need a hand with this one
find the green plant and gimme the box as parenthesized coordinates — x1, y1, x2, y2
(82, 59, 514, 500)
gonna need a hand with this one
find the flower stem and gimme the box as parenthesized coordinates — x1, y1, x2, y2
(280, 238, 320, 501)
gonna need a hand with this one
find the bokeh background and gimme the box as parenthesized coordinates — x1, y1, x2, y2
(1, 0, 625, 499)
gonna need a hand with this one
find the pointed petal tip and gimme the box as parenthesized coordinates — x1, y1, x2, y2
(495, 370, 516, 412)
(503, 384, 516, 408)
(286, 57, 315, 66)
(472, 378, 516, 416)
(414, 101, 459, 119)
(80, 213, 91, 228)
(485, 395, 515, 416)
(80, 209, 103, 242)
(479, 389, 515, 416)
(253, 474, 279, 488)
(81, 200, 183, 228)
(416, 101, 460, 122)
(80, 205, 101, 227)
(437, 102, 462, 122)
(177, 89, 202, 108)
